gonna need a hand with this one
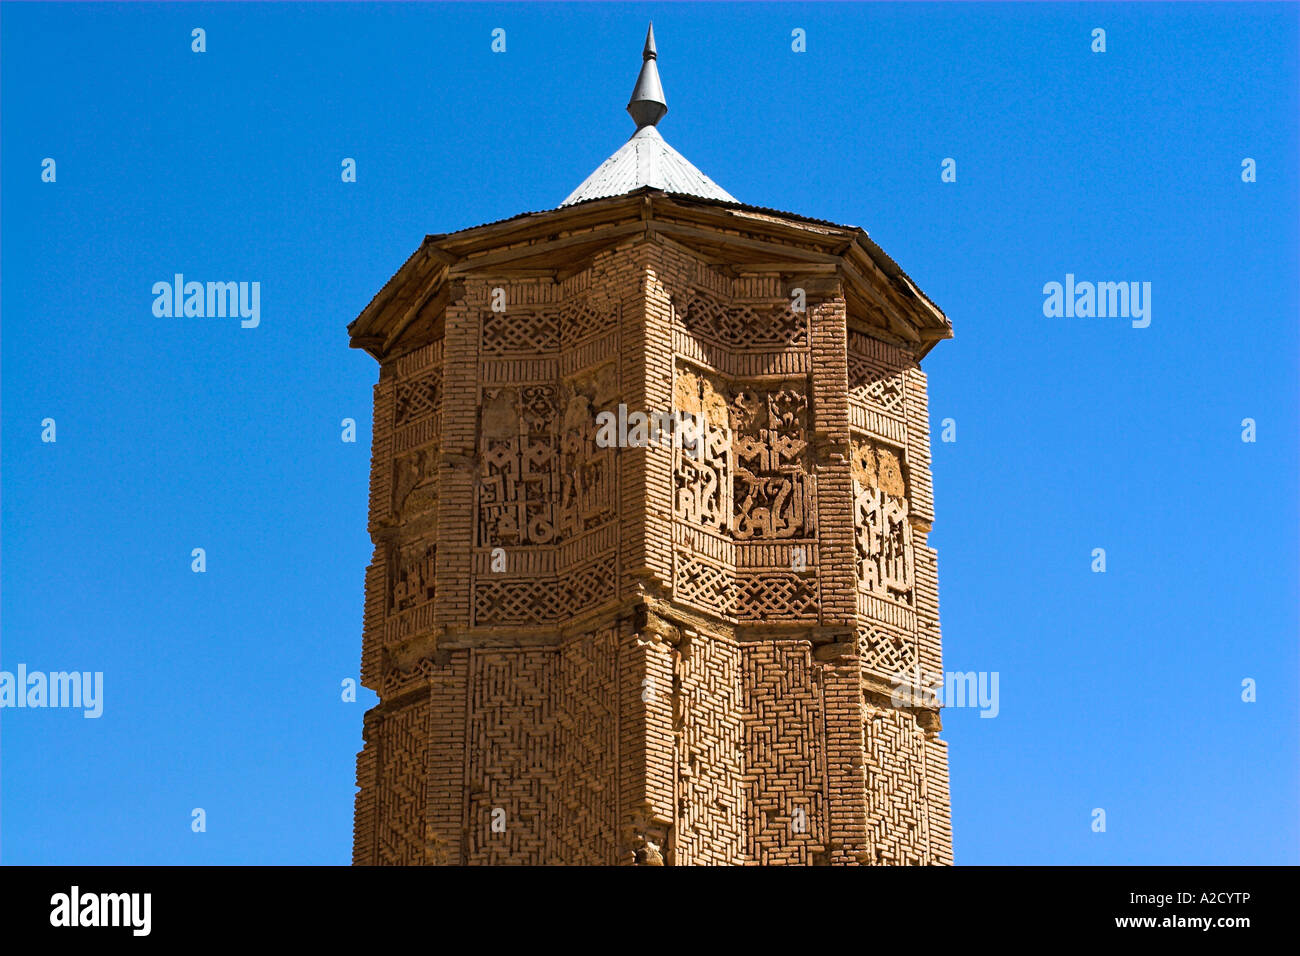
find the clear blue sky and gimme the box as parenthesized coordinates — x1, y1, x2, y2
(2, 2, 1296, 865)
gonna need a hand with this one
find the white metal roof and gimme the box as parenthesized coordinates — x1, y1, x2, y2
(560, 125, 737, 207)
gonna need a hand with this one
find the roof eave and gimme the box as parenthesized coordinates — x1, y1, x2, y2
(348, 189, 953, 359)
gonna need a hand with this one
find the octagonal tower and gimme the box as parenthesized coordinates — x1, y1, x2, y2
(348, 25, 954, 865)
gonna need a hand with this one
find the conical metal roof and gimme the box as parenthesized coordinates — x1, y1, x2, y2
(560, 24, 737, 208)
(560, 125, 737, 207)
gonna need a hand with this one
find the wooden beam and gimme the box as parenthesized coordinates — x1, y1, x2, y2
(448, 223, 645, 273)
(383, 264, 448, 353)
(437, 197, 644, 254)
(648, 221, 841, 263)
(736, 262, 839, 274)
(848, 242, 949, 335)
(839, 257, 921, 344)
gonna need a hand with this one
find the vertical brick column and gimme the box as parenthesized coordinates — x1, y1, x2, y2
(820, 659, 870, 863)
(924, 735, 954, 864)
(905, 366, 943, 680)
(435, 282, 479, 631)
(618, 614, 676, 864)
(808, 289, 855, 628)
(807, 288, 871, 862)
(360, 553, 386, 690)
(619, 241, 675, 602)
(424, 650, 469, 864)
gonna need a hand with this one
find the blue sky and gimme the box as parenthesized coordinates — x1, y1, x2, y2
(2, 2, 1296, 865)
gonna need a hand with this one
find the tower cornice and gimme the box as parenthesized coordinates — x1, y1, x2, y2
(349, 190, 951, 361)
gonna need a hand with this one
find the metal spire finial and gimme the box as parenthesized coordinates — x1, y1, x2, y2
(626, 23, 668, 129)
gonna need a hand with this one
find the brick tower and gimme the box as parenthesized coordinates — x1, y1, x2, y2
(348, 25, 954, 865)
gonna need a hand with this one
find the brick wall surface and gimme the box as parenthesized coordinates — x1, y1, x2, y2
(351, 226, 952, 865)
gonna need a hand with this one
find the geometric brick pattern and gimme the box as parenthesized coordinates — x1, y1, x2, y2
(743, 643, 828, 864)
(863, 699, 952, 866)
(857, 622, 919, 685)
(374, 694, 430, 866)
(673, 634, 746, 865)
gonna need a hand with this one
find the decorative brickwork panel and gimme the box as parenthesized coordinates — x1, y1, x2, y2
(367, 340, 444, 689)
(559, 296, 616, 348)
(848, 351, 905, 417)
(852, 436, 914, 608)
(461, 632, 623, 865)
(392, 446, 438, 526)
(674, 634, 745, 865)
(857, 621, 919, 686)
(375, 693, 431, 866)
(551, 630, 621, 864)
(732, 384, 816, 541)
(469, 291, 621, 627)
(673, 365, 817, 545)
(394, 369, 441, 429)
(464, 649, 556, 864)
(389, 539, 436, 614)
(559, 365, 619, 539)
(472, 560, 615, 626)
(735, 570, 820, 622)
(863, 700, 939, 865)
(481, 309, 560, 356)
(477, 384, 561, 548)
(743, 643, 828, 864)
(674, 549, 737, 619)
(681, 288, 809, 351)
(672, 365, 733, 536)
(473, 579, 555, 625)
(392, 341, 444, 458)
(846, 331, 911, 445)
(847, 331, 909, 417)
(672, 357, 820, 623)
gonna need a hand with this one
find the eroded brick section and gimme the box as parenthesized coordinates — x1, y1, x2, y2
(622, 626, 675, 865)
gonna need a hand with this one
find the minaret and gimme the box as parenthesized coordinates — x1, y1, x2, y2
(348, 26, 954, 865)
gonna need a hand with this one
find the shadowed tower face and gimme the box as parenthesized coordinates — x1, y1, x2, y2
(347, 24, 955, 866)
